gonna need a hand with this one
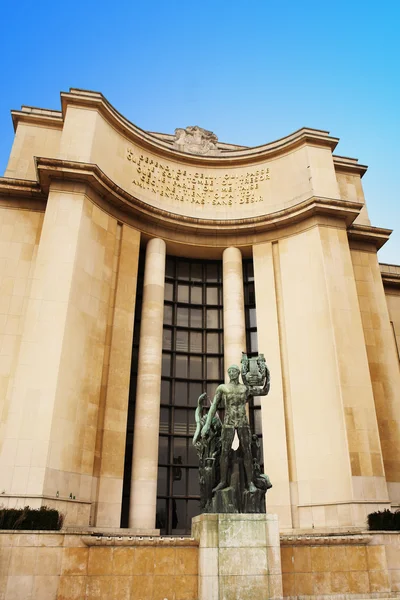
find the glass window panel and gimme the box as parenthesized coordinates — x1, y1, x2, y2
(173, 409, 188, 435)
(161, 380, 170, 404)
(189, 331, 202, 353)
(190, 285, 202, 304)
(162, 328, 172, 350)
(160, 408, 169, 434)
(246, 261, 254, 281)
(247, 281, 255, 305)
(172, 466, 186, 496)
(189, 382, 203, 407)
(187, 500, 201, 528)
(207, 383, 218, 401)
(188, 468, 200, 496)
(191, 263, 202, 282)
(206, 286, 219, 305)
(133, 325, 140, 346)
(249, 308, 257, 328)
(156, 498, 167, 534)
(165, 281, 174, 302)
(190, 356, 202, 379)
(206, 309, 219, 329)
(250, 331, 258, 353)
(188, 419, 196, 437)
(176, 307, 189, 327)
(157, 256, 235, 533)
(172, 499, 186, 533)
(173, 437, 187, 464)
(254, 409, 262, 435)
(207, 332, 219, 353)
(253, 396, 261, 407)
(207, 357, 220, 380)
(177, 284, 189, 303)
(177, 262, 190, 280)
(206, 263, 218, 282)
(175, 355, 188, 378)
(174, 381, 188, 406)
(157, 467, 168, 496)
(162, 353, 171, 377)
(165, 259, 175, 279)
(190, 308, 202, 328)
(188, 439, 199, 465)
(158, 436, 169, 463)
(163, 304, 173, 325)
(176, 330, 188, 352)
(130, 349, 139, 374)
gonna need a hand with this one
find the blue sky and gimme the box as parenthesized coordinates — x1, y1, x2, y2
(0, 0, 399, 263)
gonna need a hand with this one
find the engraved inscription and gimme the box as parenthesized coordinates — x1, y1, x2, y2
(126, 147, 270, 206)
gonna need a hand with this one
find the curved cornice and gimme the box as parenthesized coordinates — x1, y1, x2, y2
(10, 88, 340, 166)
(31, 157, 363, 237)
(60, 89, 339, 166)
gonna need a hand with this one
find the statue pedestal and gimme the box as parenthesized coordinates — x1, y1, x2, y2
(192, 513, 283, 600)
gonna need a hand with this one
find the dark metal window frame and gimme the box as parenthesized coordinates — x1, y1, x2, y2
(157, 257, 224, 534)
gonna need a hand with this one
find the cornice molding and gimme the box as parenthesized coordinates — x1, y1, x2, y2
(333, 155, 368, 177)
(380, 263, 400, 289)
(32, 157, 362, 236)
(56, 88, 340, 166)
(11, 107, 63, 132)
(280, 534, 372, 547)
(347, 224, 392, 250)
(0, 177, 46, 211)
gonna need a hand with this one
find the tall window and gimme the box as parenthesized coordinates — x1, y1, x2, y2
(156, 257, 224, 534)
(243, 259, 263, 467)
(121, 251, 145, 527)
(122, 252, 261, 534)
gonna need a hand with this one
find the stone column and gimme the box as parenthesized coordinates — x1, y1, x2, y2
(129, 238, 166, 529)
(253, 242, 293, 529)
(222, 247, 246, 376)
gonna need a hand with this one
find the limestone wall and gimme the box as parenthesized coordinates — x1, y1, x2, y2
(351, 249, 400, 506)
(0, 531, 198, 600)
(336, 170, 370, 226)
(4, 121, 62, 180)
(0, 184, 141, 528)
(1, 529, 400, 600)
(0, 207, 43, 468)
(381, 264, 400, 361)
(281, 531, 400, 598)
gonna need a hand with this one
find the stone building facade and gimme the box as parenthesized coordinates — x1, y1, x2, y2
(0, 88, 399, 535)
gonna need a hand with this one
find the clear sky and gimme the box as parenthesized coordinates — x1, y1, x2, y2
(0, 0, 399, 263)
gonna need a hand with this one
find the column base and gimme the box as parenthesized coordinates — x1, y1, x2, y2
(192, 513, 282, 600)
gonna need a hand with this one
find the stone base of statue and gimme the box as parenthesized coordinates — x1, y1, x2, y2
(192, 513, 283, 600)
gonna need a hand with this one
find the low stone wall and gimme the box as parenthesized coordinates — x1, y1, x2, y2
(1, 528, 400, 600)
(281, 531, 400, 599)
(0, 531, 198, 600)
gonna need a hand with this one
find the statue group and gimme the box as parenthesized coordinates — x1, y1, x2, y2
(193, 353, 272, 514)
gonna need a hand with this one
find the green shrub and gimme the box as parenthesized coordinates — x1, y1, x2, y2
(0, 506, 64, 530)
(367, 509, 400, 531)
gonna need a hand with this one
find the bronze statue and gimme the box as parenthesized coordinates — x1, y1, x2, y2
(193, 393, 222, 511)
(194, 352, 271, 514)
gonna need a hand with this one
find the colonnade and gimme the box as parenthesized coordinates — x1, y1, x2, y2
(129, 240, 246, 529)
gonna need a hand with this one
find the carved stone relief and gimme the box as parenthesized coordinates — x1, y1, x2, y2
(173, 126, 220, 156)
